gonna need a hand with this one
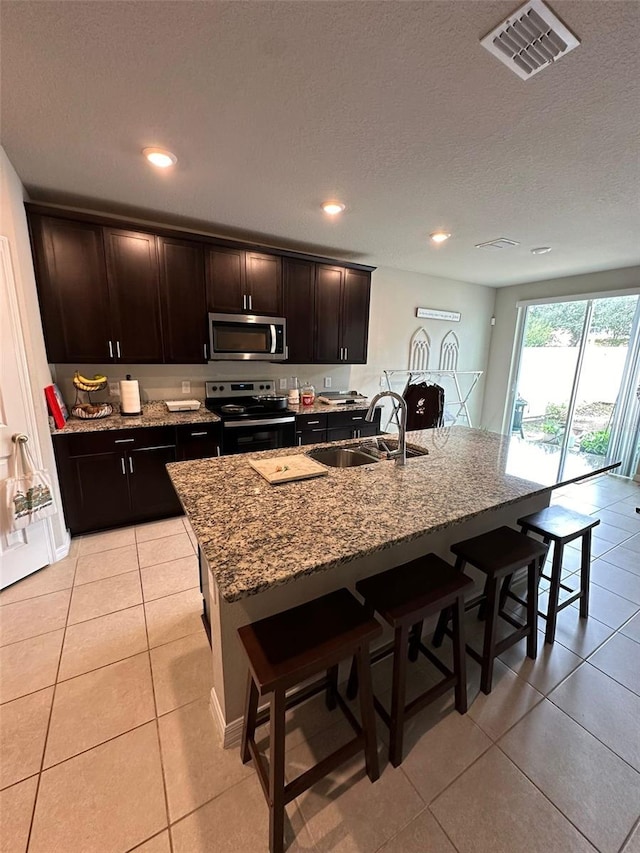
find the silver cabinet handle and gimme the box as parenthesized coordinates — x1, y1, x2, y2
(129, 456, 134, 474)
(115, 438, 135, 444)
(190, 431, 208, 437)
(248, 294, 253, 310)
(351, 417, 364, 421)
(242, 294, 247, 310)
(311, 428, 324, 432)
(344, 347, 348, 361)
(120, 457, 126, 475)
(307, 420, 320, 425)
(285, 345, 289, 360)
(116, 341, 121, 358)
(297, 435, 302, 446)
(108, 340, 114, 358)
(203, 343, 208, 360)
(216, 446, 221, 457)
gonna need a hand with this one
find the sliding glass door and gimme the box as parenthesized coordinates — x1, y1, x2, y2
(510, 293, 640, 480)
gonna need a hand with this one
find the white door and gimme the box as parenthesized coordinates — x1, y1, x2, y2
(0, 235, 51, 588)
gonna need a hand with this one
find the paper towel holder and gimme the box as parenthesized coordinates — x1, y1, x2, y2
(120, 374, 142, 417)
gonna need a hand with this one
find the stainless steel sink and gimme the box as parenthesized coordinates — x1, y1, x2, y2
(356, 438, 429, 459)
(306, 447, 380, 468)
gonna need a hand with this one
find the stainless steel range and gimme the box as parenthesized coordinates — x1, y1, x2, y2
(204, 380, 296, 455)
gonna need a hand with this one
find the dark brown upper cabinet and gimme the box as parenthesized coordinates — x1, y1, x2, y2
(205, 246, 245, 314)
(29, 215, 113, 363)
(314, 264, 370, 364)
(283, 258, 315, 363)
(103, 228, 164, 363)
(158, 237, 207, 363)
(206, 247, 282, 316)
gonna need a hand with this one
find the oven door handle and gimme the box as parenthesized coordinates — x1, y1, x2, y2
(224, 416, 296, 428)
(269, 325, 277, 354)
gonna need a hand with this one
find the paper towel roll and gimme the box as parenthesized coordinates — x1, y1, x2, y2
(120, 376, 141, 415)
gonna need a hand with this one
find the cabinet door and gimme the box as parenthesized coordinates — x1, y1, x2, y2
(158, 237, 207, 363)
(341, 269, 371, 364)
(314, 265, 344, 362)
(128, 445, 182, 521)
(205, 247, 245, 313)
(29, 215, 113, 363)
(283, 259, 315, 363)
(295, 428, 327, 446)
(104, 229, 164, 362)
(245, 252, 282, 315)
(66, 452, 131, 534)
(177, 424, 222, 460)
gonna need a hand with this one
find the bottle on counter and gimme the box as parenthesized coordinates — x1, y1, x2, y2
(287, 377, 300, 406)
(300, 381, 316, 407)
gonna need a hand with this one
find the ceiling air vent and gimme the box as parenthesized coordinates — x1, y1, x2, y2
(480, 0, 580, 80)
(475, 238, 520, 251)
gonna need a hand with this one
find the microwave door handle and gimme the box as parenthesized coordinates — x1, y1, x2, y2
(270, 325, 277, 354)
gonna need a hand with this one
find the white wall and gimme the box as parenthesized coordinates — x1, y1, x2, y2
(0, 147, 68, 554)
(482, 266, 640, 433)
(54, 265, 496, 429)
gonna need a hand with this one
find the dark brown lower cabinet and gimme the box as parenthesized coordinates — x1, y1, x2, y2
(54, 423, 221, 535)
(295, 408, 381, 446)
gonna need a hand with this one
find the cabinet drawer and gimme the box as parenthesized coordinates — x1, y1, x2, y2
(176, 423, 222, 461)
(295, 412, 328, 430)
(59, 426, 177, 457)
(327, 409, 370, 428)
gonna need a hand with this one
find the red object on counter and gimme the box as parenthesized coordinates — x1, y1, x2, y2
(44, 384, 69, 429)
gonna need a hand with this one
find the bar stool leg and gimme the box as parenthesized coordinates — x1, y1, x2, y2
(452, 594, 467, 713)
(346, 655, 359, 700)
(408, 620, 423, 662)
(480, 577, 499, 695)
(526, 560, 538, 660)
(268, 689, 286, 853)
(326, 664, 339, 711)
(241, 672, 259, 764)
(433, 556, 466, 646)
(389, 624, 409, 767)
(545, 542, 563, 645)
(579, 529, 592, 619)
(355, 644, 380, 782)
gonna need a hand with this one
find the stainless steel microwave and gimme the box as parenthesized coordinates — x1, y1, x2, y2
(207, 313, 287, 361)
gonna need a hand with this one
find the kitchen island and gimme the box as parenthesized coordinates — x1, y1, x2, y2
(167, 426, 620, 745)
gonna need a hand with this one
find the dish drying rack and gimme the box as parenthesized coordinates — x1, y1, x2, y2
(381, 369, 483, 432)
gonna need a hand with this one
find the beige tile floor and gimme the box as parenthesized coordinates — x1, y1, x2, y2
(1, 476, 640, 853)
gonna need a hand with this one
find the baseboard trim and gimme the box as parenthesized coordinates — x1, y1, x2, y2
(209, 688, 245, 749)
(54, 531, 71, 562)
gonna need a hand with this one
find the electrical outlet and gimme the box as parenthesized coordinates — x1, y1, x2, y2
(324, 377, 332, 388)
(109, 382, 119, 396)
(279, 378, 287, 390)
(182, 380, 191, 394)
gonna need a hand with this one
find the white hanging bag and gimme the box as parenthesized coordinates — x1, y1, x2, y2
(5, 438, 55, 531)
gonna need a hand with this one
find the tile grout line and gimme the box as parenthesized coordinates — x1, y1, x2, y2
(618, 814, 640, 853)
(139, 555, 176, 853)
(24, 549, 80, 853)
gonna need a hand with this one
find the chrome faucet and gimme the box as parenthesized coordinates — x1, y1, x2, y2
(366, 391, 407, 467)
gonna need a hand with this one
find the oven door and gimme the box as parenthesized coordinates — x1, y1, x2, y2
(208, 313, 286, 361)
(222, 416, 296, 455)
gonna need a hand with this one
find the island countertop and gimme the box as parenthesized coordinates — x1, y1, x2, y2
(167, 427, 619, 604)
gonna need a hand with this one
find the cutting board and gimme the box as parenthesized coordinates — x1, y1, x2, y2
(248, 454, 328, 484)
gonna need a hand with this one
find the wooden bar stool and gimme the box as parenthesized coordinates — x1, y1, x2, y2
(238, 588, 382, 853)
(433, 526, 548, 695)
(346, 554, 474, 768)
(500, 506, 600, 644)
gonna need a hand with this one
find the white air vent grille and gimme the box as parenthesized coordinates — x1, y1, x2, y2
(480, 0, 580, 80)
(475, 238, 520, 251)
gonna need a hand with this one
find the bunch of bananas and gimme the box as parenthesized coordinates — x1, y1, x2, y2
(73, 371, 108, 392)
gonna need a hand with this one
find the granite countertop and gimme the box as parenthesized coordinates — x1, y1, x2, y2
(51, 398, 377, 434)
(51, 400, 221, 434)
(166, 426, 618, 604)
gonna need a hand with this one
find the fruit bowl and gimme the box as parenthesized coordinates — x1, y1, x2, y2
(71, 403, 113, 420)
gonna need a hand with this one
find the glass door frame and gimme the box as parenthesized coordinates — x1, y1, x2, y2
(505, 287, 640, 479)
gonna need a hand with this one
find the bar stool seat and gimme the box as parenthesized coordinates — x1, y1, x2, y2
(238, 588, 382, 853)
(433, 526, 548, 695)
(348, 553, 473, 767)
(503, 505, 600, 644)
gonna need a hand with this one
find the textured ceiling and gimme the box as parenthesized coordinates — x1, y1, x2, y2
(2, 0, 639, 286)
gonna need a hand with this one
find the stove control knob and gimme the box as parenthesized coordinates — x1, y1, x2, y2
(211, 385, 218, 392)
(259, 384, 264, 390)
(266, 383, 271, 390)
(219, 385, 225, 392)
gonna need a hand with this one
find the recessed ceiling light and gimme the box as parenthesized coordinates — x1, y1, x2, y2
(531, 246, 552, 254)
(430, 231, 451, 244)
(321, 201, 346, 215)
(143, 147, 177, 168)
